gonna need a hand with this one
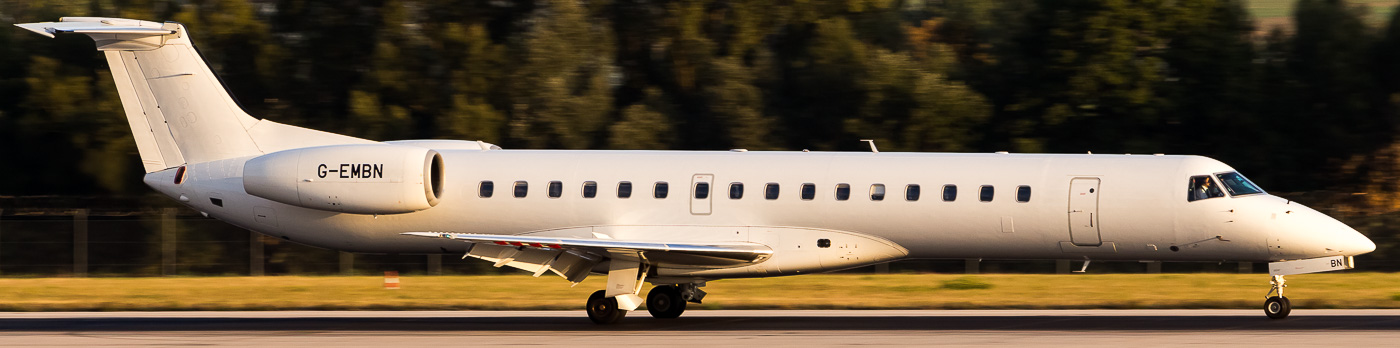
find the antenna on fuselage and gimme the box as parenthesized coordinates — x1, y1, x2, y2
(861, 139, 879, 153)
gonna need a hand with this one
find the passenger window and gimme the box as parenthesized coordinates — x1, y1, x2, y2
(943, 185, 957, 202)
(513, 181, 528, 198)
(695, 182, 710, 199)
(618, 181, 633, 198)
(582, 181, 598, 198)
(979, 185, 994, 202)
(801, 183, 816, 200)
(1016, 186, 1031, 203)
(870, 184, 886, 201)
(655, 182, 669, 199)
(1187, 175, 1225, 202)
(765, 183, 780, 200)
(906, 184, 920, 201)
(479, 181, 494, 198)
(548, 181, 563, 198)
(730, 182, 744, 199)
(835, 184, 851, 201)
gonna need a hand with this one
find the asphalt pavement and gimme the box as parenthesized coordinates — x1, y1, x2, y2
(1, 310, 1396, 346)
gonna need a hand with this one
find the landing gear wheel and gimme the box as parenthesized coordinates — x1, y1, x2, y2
(647, 285, 687, 319)
(1264, 296, 1291, 319)
(586, 290, 627, 325)
(1263, 275, 1291, 319)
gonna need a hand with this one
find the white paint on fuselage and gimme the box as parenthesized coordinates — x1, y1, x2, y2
(146, 150, 1374, 278)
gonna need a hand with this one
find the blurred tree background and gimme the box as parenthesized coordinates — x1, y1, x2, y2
(4, 0, 1400, 272)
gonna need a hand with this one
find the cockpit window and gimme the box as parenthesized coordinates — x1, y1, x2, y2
(1215, 172, 1265, 197)
(1187, 175, 1225, 202)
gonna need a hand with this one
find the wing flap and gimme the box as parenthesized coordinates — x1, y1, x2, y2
(461, 243, 598, 283)
(403, 232, 773, 267)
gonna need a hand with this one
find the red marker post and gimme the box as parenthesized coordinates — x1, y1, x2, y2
(384, 271, 400, 289)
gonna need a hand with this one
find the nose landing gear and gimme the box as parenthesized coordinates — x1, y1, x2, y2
(1259, 256, 1358, 320)
(1264, 275, 1290, 319)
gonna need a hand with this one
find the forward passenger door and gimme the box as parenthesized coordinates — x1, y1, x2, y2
(1068, 178, 1102, 246)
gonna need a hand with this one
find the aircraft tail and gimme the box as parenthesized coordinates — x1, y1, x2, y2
(18, 18, 273, 172)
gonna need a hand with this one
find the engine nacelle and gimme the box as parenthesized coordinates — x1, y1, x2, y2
(243, 144, 444, 214)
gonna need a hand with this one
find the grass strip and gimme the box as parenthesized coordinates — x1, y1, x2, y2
(0, 273, 1396, 311)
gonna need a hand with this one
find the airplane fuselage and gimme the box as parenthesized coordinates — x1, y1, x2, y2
(146, 149, 1368, 279)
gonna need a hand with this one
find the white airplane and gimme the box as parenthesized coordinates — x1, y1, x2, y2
(17, 17, 1376, 324)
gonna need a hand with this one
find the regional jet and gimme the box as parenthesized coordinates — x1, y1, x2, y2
(16, 18, 1376, 323)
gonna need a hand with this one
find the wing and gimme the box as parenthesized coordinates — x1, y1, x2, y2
(402, 232, 772, 283)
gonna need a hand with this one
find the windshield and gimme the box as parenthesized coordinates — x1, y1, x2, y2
(1215, 172, 1265, 196)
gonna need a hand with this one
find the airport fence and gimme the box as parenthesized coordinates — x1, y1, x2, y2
(0, 196, 515, 276)
(0, 195, 1393, 277)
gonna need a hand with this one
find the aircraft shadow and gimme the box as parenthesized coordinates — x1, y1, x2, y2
(1, 314, 1398, 332)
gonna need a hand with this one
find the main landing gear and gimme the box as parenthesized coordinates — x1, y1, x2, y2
(586, 290, 628, 324)
(1264, 275, 1291, 319)
(585, 283, 707, 324)
(645, 285, 685, 318)
(648, 283, 705, 319)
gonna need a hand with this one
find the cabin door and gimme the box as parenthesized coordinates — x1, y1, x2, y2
(1068, 178, 1102, 246)
(691, 174, 713, 215)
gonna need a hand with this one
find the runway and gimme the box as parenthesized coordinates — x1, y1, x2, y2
(2, 310, 1399, 346)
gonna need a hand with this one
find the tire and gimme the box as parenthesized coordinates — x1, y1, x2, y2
(647, 285, 687, 319)
(1264, 296, 1291, 319)
(586, 290, 628, 325)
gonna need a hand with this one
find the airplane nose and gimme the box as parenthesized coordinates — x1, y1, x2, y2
(1323, 214, 1374, 256)
(1269, 202, 1375, 259)
(1316, 215, 1375, 257)
(1314, 215, 1374, 256)
(1344, 229, 1377, 256)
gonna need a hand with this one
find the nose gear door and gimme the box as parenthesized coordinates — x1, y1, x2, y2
(1068, 178, 1102, 246)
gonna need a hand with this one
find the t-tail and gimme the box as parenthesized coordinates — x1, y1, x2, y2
(15, 17, 371, 172)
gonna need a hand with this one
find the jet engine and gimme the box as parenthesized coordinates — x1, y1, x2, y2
(243, 144, 444, 214)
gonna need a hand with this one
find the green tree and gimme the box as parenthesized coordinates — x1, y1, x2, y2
(506, 0, 617, 149)
(262, 0, 383, 132)
(18, 56, 133, 193)
(844, 48, 989, 152)
(1379, 5, 1400, 118)
(1273, 0, 1385, 191)
(343, 0, 425, 140)
(1335, 6, 1400, 211)
(984, 0, 1171, 153)
(701, 57, 779, 150)
(1155, 0, 1263, 171)
(784, 17, 870, 150)
(436, 22, 507, 143)
(608, 88, 677, 150)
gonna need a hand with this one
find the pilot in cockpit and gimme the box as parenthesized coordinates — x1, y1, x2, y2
(1189, 176, 1224, 202)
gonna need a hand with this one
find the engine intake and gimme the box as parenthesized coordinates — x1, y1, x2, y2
(243, 144, 444, 214)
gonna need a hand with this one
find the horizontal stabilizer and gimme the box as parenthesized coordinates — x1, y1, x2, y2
(15, 18, 172, 38)
(402, 232, 773, 266)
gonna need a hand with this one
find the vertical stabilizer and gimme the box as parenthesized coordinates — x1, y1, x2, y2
(17, 17, 264, 171)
